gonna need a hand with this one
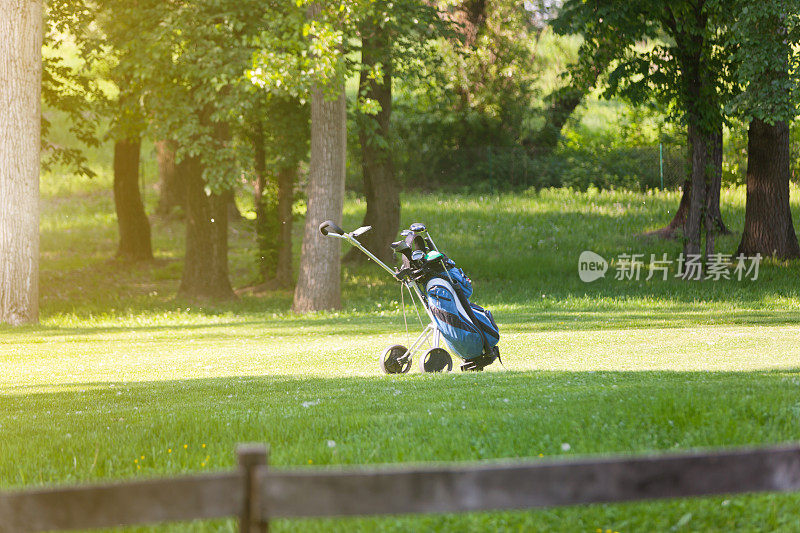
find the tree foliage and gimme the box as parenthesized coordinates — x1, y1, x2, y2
(389, 1, 549, 188)
(555, 0, 734, 134)
(42, 0, 101, 177)
(723, 0, 800, 123)
(98, 0, 283, 192)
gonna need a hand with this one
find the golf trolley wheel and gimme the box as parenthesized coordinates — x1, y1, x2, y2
(420, 347, 453, 373)
(380, 344, 411, 374)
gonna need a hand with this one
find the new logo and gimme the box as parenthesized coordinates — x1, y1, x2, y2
(578, 251, 608, 282)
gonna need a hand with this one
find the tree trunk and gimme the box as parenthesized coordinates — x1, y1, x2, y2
(178, 155, 235, 300)
(252, 118, 282, 284)
(0, 0, 41, 325)
(683, 123, 709, 258)
(526, 38, 611, 155)
(155, 140, 184, 216)
(528, 87, 584, 154)
(707, 125, 730, 235)
(293, 42, 346, 311)
(345, 14, 399, 265)
(703, 125, 723, 257)
(224, 189, 242, 222)
(645, 178, 691, 239)
(275, 165, 295, 287)
(252, 118, 273, 281)
(254, 163, 296, 289)
(646, 126, 693, 239)
(736, 118, 800, 259)
(456, 0, 488, 47)
(648, 125, 728, 240)
(113, 138, 153, 261)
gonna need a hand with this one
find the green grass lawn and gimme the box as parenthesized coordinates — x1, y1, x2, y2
(3, 175, 800, 531)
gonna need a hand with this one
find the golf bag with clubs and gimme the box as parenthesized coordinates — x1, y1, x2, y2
(320, 220, 500, 373)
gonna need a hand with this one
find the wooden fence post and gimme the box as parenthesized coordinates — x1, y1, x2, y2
(237, 444, 268, 533)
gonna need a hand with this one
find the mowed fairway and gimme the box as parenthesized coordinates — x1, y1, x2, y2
(3, 178, 800, 531)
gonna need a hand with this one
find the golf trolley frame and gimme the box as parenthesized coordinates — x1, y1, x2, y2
(320, 221, 454, 373)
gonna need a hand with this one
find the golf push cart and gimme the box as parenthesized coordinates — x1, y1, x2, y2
(319, 220, 500, 373)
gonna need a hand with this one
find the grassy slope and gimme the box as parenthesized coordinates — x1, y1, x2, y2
(3, 176, 800, 531)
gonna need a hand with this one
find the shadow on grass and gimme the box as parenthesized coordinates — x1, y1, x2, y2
(5, 303, 800, 341)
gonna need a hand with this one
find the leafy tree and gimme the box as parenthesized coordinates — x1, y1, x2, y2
(102, 0, 287, 299)
(46, 0, 153, 261)
(446, 1, 542, 147)
(250, 95, 309, 288)
(346, 0, 453, 263)
(392, 1, 552, 188)
(292, 2, 349, 312)
(42, 0, 101, 179)
(350, 10, 400, 264)
(556, 0, 732, 256)
(252, 0, 451, 269)
(250, 0, 380, 310)
(3, 0, 100, 324)
(726, 0, 800, 259)
(526, 0, 609, 154)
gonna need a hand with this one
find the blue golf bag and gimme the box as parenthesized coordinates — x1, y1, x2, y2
(425, 267, 499, 361)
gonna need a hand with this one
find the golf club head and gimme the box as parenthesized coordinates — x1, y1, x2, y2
(411, 250, 425, 262)
(400, 229, 412, 237)
(351, 225, 372, 238)
(390, 240, 414, 264)
(409, 222, 427, 234)
(390, 240, 411, 252)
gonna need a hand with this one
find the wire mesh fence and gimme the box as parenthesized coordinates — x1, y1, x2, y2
(397, 143, 689, 191)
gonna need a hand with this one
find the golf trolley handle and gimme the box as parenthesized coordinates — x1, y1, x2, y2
(319, 220, 398, 278)
(319, 220, 344, 237)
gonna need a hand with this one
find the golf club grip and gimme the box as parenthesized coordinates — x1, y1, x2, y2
(319, 220, 344, 236)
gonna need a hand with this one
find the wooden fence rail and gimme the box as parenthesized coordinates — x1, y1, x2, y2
(2, 443, 800, 532)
